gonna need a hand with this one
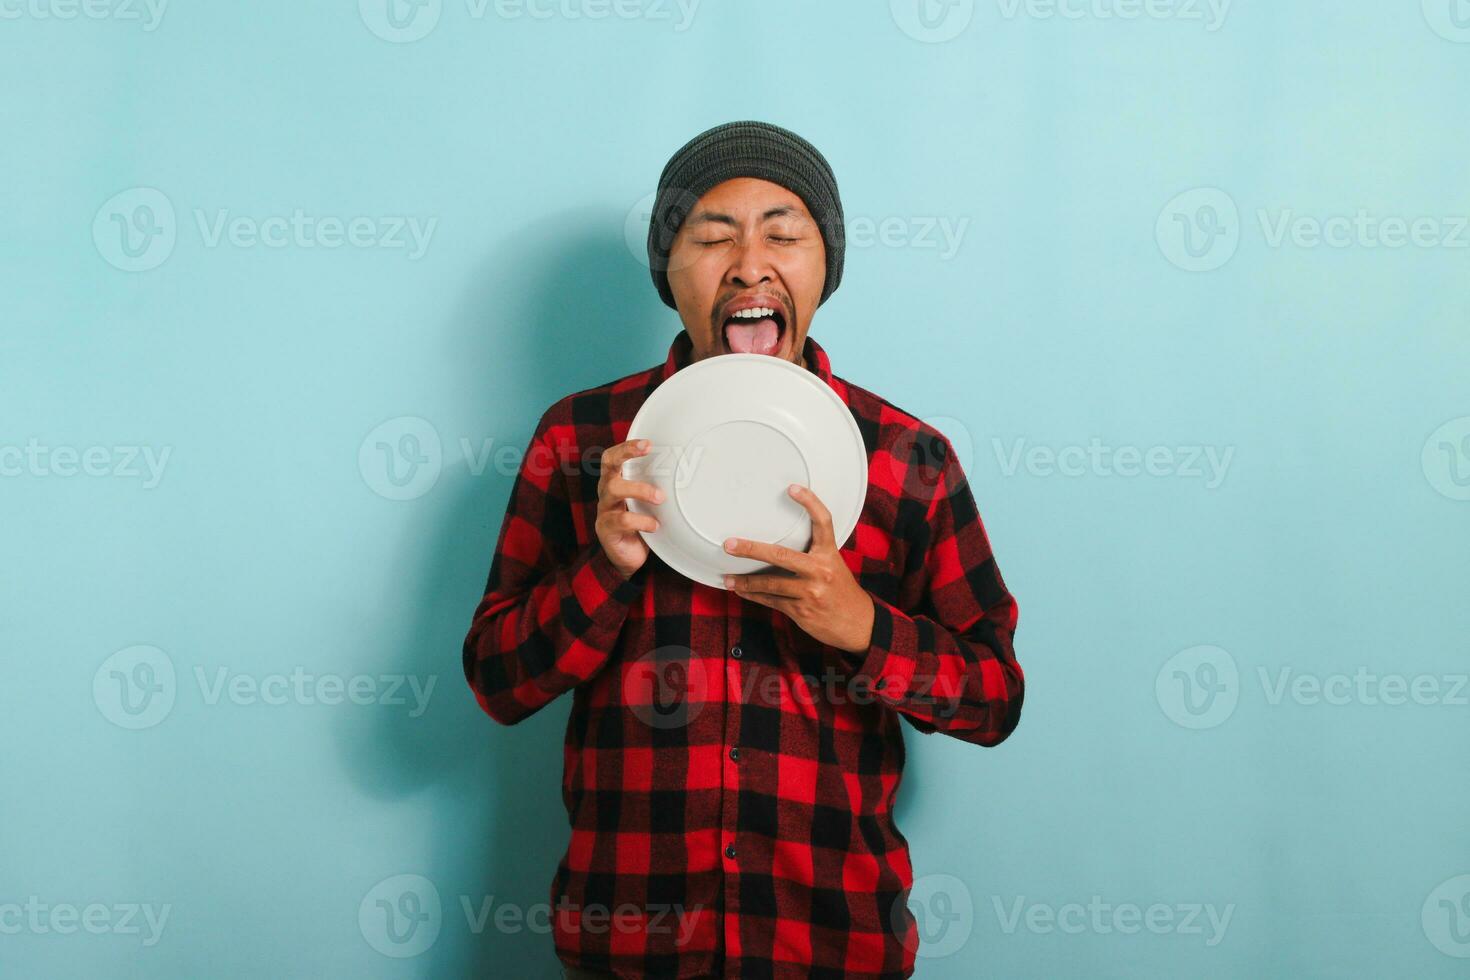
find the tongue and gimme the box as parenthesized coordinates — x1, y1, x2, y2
(725, 318, 780, 355)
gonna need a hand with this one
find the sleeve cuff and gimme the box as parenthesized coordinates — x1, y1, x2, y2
(837, 593, 920, 705)
(572, 543, 648, 626)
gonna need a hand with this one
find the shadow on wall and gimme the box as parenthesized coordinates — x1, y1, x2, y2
(334, 212, 671, 979)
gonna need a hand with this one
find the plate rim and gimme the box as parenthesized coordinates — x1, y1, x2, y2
(624, 352, 869, 589)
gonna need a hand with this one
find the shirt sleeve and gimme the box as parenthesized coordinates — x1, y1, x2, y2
(838, 431, 1024, 745)
(461, 410, 647, 725)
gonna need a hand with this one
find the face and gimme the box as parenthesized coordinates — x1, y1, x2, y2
(665, 177, 826, 366)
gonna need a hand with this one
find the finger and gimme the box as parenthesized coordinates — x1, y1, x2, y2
(787, 483, 836, 551)
(600, 475, 664, 509)
(725, 586, 790, 614)
(723, 537, 812, 575)
(724, 572, 802, 598)
(601, 509, 659, 535)
(600, 439, 652, 485)
(599, 441, 654, 499)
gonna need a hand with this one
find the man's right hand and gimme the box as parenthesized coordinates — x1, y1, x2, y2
(596, 439, 664, 580)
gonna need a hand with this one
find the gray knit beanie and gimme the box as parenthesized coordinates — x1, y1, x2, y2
(646, 120, 845, 310)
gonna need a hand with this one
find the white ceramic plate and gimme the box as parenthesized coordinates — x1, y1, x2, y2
(623, 352, 868, 590)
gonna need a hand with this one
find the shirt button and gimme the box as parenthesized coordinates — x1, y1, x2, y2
(730, 645, 742, 659)
(729, 746, 740, 762)
(725, 844, 737, 859)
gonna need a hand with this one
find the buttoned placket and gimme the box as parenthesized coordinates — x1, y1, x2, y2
(656, 330, 848, 977)
(719, 582, 745, 972)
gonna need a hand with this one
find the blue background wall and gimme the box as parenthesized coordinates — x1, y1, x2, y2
(4, 1, 1468, 976)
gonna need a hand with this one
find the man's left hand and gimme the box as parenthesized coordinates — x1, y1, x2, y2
(723, 484, 875, 655)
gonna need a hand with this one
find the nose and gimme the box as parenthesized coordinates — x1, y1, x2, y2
(725, 236, 776, 290)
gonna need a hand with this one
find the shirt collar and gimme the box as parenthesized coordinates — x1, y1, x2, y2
(659, 330, 840, 395)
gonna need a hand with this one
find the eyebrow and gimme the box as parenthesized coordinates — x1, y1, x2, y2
(684, 204, 805, 227)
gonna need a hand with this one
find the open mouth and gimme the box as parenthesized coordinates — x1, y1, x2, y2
(721, 303, 788, 356)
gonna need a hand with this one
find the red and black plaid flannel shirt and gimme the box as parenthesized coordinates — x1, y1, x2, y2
(462, 330, 1024, 979)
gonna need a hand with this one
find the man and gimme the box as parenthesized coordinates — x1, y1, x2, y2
(462, 120, 1024, 980)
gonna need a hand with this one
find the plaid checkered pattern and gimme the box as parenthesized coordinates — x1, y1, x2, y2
(463, 330, 1024, 979)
